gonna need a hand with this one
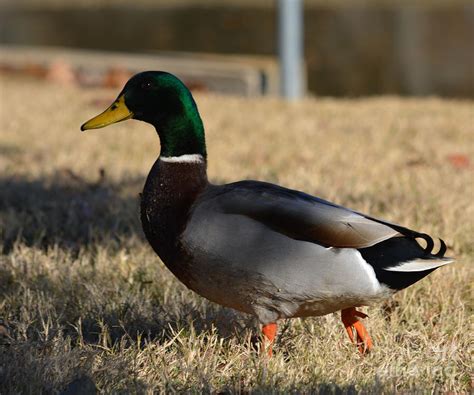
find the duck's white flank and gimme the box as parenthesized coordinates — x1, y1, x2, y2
(354, 250, 382, 294)
(160, 154, 204, 163)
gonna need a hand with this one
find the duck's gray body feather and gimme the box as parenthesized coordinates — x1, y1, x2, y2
(179, 181, 403, 323)
(182, 209, 394, 323)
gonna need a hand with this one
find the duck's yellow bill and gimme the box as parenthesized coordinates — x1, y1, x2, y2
(81, 94, 133, 131)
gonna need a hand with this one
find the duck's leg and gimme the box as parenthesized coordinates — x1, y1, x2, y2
(262, 322, 278, 356)
(341, 308, 373, 354)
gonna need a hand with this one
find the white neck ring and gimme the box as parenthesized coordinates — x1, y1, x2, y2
(160, 154, 205, 163)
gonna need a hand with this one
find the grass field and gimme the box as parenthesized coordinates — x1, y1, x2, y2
(0, 76, 472, 393)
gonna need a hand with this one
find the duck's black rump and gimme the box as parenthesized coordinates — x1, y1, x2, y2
(359, 237, 448, 290)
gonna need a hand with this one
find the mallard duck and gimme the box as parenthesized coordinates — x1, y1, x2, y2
(81, 71, 453, 355)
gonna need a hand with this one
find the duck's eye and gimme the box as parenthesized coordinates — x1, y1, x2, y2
(141, 81, 154, 90)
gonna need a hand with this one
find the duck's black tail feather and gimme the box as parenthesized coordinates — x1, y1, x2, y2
(358, 232, 453, 291)
(434, 238, 447, 258)
(411, 233, 448, 258)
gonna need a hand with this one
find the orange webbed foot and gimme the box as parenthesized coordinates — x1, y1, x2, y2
(341, 308, 373, 354)
(262, 322, 278, 357)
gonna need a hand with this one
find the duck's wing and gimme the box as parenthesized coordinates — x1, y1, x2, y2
(204, 180, 440, 252)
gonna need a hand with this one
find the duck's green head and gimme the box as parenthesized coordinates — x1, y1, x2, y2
(81, 71, 206, 158)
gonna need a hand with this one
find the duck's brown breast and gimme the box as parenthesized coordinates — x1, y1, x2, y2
(140, 157, 208, 285)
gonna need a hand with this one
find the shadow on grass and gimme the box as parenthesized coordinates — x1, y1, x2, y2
(0, 170, 144, 253)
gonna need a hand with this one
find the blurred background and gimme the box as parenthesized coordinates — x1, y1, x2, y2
(1, 0, 473, 98)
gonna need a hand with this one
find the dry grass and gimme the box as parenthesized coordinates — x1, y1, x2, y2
(0, 76, 472, 393)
